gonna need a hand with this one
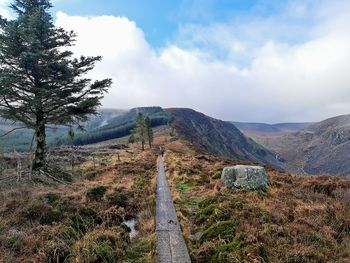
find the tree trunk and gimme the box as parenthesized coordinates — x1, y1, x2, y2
(32, 117, 46, 170)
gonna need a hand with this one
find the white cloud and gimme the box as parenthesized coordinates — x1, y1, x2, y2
(55, 1, 350, 123)
(0, 0, 346, 123)
(0, 0, 11, 18)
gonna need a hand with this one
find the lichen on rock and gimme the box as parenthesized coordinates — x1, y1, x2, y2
(221, 165, 268, 191)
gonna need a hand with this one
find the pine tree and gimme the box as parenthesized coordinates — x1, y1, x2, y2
(145, 116, 153, 148)
(134, 113, 146, 151)
(0, 0, 112, 170)
(128, 133, 135, 144)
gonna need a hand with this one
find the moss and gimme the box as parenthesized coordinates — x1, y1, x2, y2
(126, 235, 156, 262)
(188, 196, 203, 210)
(175, 182, 193, 192)
(198, 195, 226, 209)
(195, 204, 230, 225)
(86, 186, 107, 201)
(200, 221, 236, 243)
(210, 233, 246, 263)
(226, 198, 248, 210)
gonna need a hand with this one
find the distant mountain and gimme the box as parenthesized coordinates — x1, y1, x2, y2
(165, 108, 284, 169)
(232, 121, 313, 133)
(248, 114, 350, 177)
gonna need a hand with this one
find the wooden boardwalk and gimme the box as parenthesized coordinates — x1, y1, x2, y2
(156, 158, 191, 263)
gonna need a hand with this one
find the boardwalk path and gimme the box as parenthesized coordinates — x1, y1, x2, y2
(156, 158, 191, 263)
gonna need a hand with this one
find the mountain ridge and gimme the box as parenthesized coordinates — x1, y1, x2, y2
(165, 108, 284, 169)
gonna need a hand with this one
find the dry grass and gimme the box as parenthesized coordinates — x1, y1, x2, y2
(1, 128, 349, 262)
(163, 145, 350, 263)
(0, 144, 158, 263)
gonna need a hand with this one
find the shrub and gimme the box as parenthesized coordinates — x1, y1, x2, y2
(106, 190, 128, 207)
(40, 208, 62, 225)
(41, 238, 71, 263)
(21, 201, 61, 225)
(69, 207, 101, 235)
(21, 201, 46, 222)
(87, 186, 107, 201)
(4, 236, 21, 252)
(42, 192, 60, 204)
(72, 228, 130, 262)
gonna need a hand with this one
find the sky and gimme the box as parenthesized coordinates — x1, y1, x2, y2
(1, 0, 350, 123)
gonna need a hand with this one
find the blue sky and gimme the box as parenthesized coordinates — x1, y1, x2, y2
(1, 0, 350, 122)
(51, 0, 282, 48)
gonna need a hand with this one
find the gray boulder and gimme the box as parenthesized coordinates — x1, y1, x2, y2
(221, 165, 268, 191)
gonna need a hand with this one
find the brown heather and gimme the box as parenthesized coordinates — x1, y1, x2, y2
(0, 128, 349, 262)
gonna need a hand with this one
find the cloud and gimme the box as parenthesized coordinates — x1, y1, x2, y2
(0, 1, 348, 123)
(0, 0, 11, 18)
(55, 1, 350, 123)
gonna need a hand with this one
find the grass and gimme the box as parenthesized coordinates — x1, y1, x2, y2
(0, 144, 158, 262)
(175, 182, 193, 192)
(164, 148, 350, 263)
(1, 128, 350, 262)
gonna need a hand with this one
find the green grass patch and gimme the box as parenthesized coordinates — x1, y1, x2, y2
(175, 182, 193, 192)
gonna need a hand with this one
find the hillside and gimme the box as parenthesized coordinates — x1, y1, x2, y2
(71, 107, 172, 145)
(1, 124, 350, 262)
(163, 145, 350, 262)
(165, 108, 284, 169)
(247, 114, 350, 177)
(0, 107, 168, 151)
(232, 122, 312, 134)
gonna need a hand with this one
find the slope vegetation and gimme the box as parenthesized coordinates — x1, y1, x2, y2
(71, 107, 172, 145)
(166, 108, 283, 169)
(248, 114, 350, 177)
(232, 122, 312, 133)
(163, 141, 350, 262)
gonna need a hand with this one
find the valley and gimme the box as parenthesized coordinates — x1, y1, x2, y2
(236, 115, 350, 177)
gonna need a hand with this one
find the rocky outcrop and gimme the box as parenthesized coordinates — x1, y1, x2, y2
(221, 165, 268, 191)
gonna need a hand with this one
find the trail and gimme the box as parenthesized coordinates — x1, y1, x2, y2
(156, 157, 191, 263)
